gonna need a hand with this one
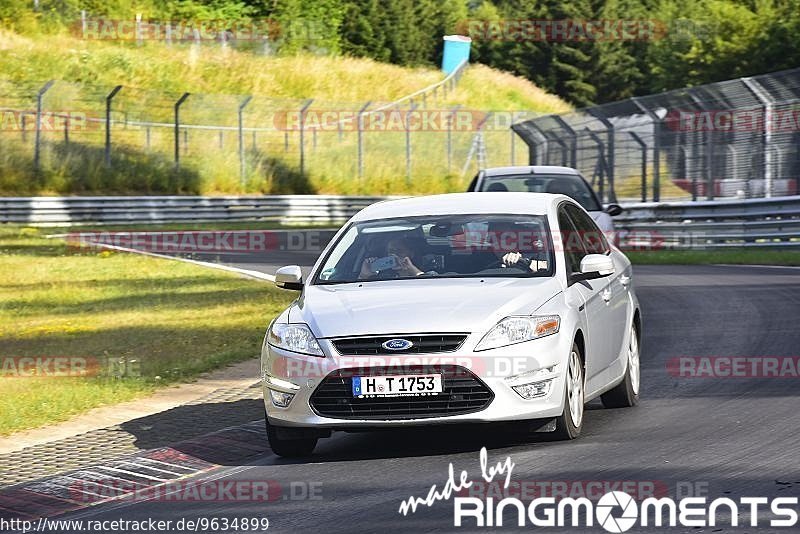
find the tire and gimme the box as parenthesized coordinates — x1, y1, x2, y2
(265, 419, 318, 458)
(601, 323, 640, 409)
(552, 342, 585, 440)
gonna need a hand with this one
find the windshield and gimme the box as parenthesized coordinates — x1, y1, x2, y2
(315, 214, 554, 285)
(479, 173, 602, 212)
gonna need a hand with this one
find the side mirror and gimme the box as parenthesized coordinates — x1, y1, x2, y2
(572, 254, 615, 282)
(604, 203, 624, 216)
(274, 265, 303, 291)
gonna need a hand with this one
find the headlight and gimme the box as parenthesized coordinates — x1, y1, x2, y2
(474, 315, 560, 352)
(267, 323, 324, 357)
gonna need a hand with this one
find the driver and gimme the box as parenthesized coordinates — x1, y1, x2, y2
(483, 222, 547, 272)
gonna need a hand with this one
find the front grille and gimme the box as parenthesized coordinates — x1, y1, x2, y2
(309, 365, 494, 420)
(331, 334, 467, 355)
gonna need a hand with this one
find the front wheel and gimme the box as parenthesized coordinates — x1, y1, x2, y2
(552, 342, 584, 440)
(601, 323, 640, 408)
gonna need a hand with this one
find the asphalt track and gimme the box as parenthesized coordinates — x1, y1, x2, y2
(29, 259, 800, 533)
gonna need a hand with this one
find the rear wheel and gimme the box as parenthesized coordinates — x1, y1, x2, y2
(552, 342, 584, 440)
(601, 323, 640, 408)
(265, 418, 318, 458)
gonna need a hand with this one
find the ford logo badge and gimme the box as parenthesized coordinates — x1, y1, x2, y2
(382, 338, 414, 351)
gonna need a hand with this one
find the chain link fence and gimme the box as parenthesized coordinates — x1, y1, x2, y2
(512, 67, 800, 203)
(0, 61, 541, 195)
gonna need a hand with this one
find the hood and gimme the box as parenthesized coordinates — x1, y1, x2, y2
(289, 277, 563, 338)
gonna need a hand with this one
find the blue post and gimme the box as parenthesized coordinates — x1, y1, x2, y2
(441, 35, 471, 74)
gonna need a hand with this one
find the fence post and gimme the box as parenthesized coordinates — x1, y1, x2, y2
(526, 122, 549, 166)
(135, 14, 143, 46)
(552, 115, 577, 168)
(632, 98, 661, 201)
(105, 85, 122, 167)
(447, 105, 461, 173)
(553, 137, 568, 166)
(299, 99, 313, 176)
(174, 92, 190, 169)
(510, 129, 515, 165)
(238, 95, 252, 186)
(405, 103, 418, 185)
(34, 80, 55, 172)
(357, 101, 371, 179)
(629, 132, 648, 202)
(588, 110, 616, 202)
(742, 77, 775, 198)
(706, 129, 715, 200)
(587, 131, 606, 201)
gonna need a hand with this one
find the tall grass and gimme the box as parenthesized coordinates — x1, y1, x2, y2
(0, 30, 571, 195)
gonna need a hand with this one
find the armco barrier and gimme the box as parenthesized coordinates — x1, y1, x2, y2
(1, 194, 798, 249)
(0, 195, 397, 226)
(615, 195, 800, 249)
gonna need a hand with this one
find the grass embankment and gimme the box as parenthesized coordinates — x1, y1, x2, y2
(627, 248, 800, 266)
(0, 226, 294, 435)
(0, 30, 570, 196)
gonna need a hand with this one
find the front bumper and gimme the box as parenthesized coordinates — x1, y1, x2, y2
(262, 333, 570, 429)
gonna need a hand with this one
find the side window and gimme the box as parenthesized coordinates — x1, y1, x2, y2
(557, 206, 585, 276)
(565, 204, 610, 255)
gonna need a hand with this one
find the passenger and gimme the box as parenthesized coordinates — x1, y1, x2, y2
(359, 236, 427, 279)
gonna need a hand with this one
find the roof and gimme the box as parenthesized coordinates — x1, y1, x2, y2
(352, 192, 569, 221)
(480, 165, 580, 176)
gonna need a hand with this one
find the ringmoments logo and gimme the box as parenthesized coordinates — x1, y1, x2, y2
(452, 492, 799, 530)
(397, 449, 799, 531)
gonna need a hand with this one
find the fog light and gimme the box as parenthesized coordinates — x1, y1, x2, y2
(512, 379, 553, 399)
(269, 389, 295, 408)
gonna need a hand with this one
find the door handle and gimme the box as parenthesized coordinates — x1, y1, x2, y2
(619, 275, 631, 288)
(601, 288, 612, 303)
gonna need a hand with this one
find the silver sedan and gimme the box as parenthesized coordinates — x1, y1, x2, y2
(261, 193, 641, 457)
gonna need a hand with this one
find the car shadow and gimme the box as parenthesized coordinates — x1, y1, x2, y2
(117, 396, 611, 467)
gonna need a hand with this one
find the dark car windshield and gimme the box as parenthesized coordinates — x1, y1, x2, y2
(478, 173, 602, 212)
(314, 214, 554, 285)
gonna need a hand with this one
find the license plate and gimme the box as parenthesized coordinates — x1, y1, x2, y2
(352, 374, 443, 397)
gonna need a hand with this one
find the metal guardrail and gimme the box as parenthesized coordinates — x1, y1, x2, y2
(615, 195, 800, 249)
(2, 194, 798, 249)
(0, 195, 396, 226)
